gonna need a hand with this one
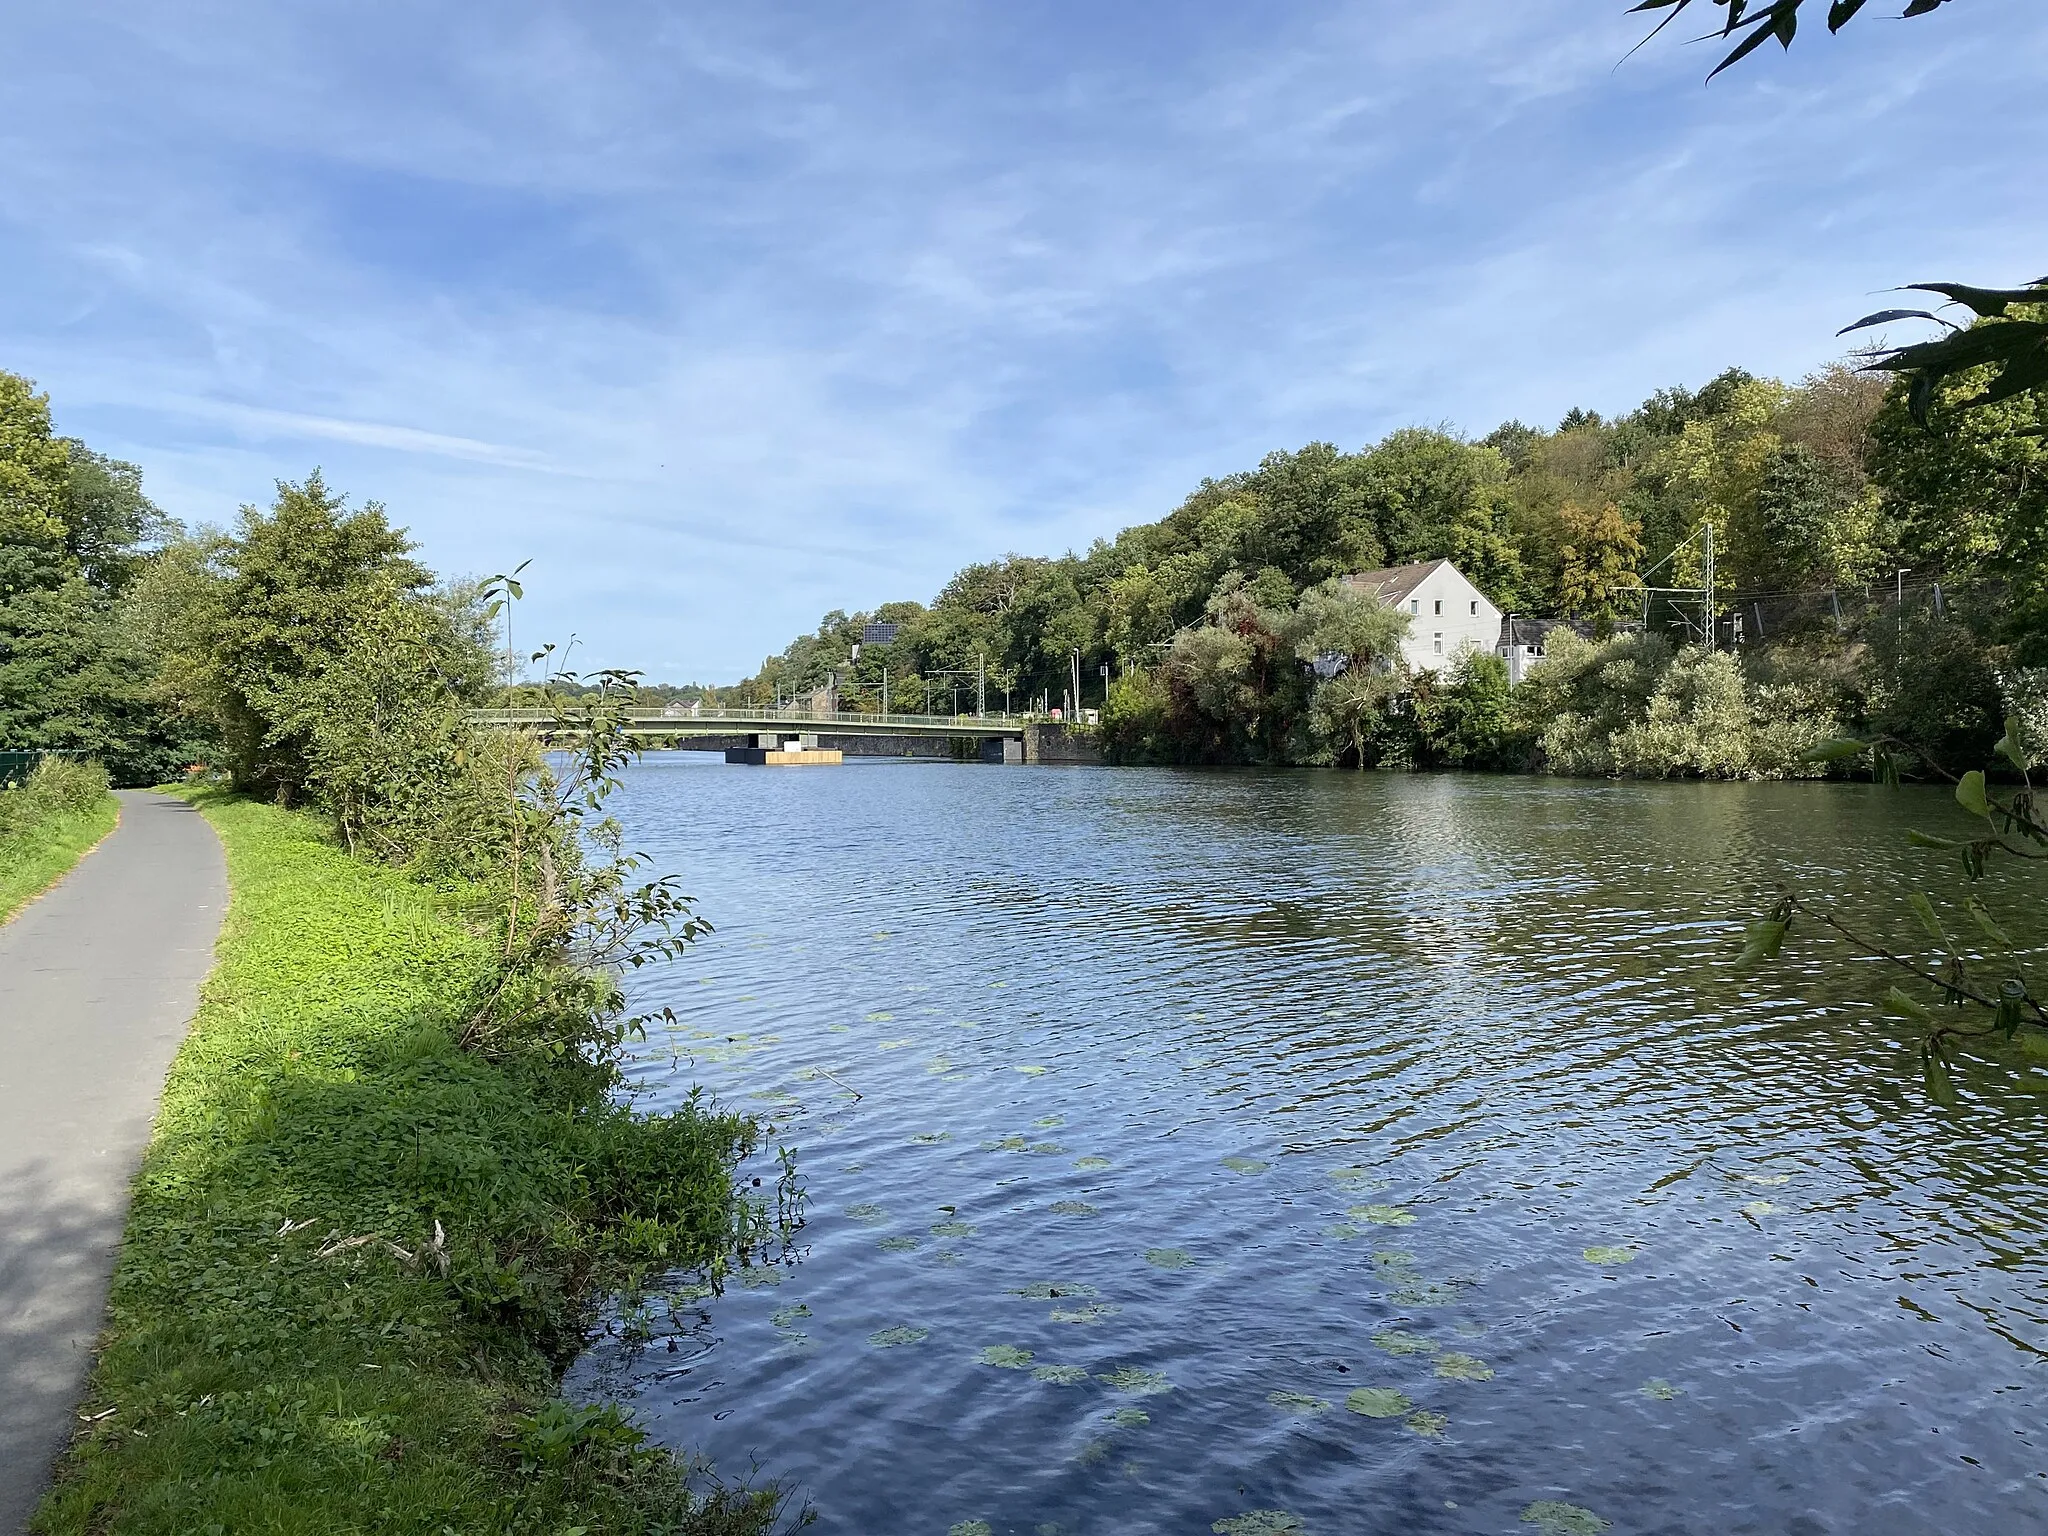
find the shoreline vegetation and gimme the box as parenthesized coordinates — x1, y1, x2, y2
(0, 757, 119, 923)
(35, 790, 798, 1535)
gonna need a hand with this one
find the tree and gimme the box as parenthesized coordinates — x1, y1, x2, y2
(1555, 501, 1644, 622)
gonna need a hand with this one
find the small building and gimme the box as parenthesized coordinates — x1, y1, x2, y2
(1343, 559, 1502, 675)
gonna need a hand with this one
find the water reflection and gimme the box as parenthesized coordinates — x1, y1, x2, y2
(570, 757, 2048, 1535)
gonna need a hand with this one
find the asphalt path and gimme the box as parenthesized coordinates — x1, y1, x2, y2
(0, 792, 224, 1533)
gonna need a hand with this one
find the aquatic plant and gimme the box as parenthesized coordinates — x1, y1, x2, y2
(1740, 1200, 1783, 1218)
(1032, 1364, 1091, 1385)
(1074, 1156, 1113, 1171)
(1221, 1156, 1270, 1175)
(1211, 1514, 1304, 1535)
(737, 1268, 784, 1289)
(1433, 1352, 1493, 1382)
(1328, 1166, 1380, 1189)
(844, 1202, 889, 1226)
(910, 1132, 952, 1145)
(1640, 1378, 1683, 1400)
(1344, 1387, 1411, 1418)
(948, 1522, 992, 1536)
(1035, 1115, 1065, 1128)
(1106, 1407, 1150, 1427)
(877, 1235, 921, 1252)
(979, 1345, 1033, 1369)
(1370, 1330, 1437, 1357)
(1349, 1204, 1414, 1226)
(1097, 1366, 1173, 1395)
(1144, 1248, 1193, 1270)
(981, 1135, 1031, 1151)
(1404, 1409, 1449, 1439)
(1014, 1065, 1048, 1075)
(864, 1011, 893, 1022)
(1323, 1223, 1366, 1241)
(1582, 1246, 1636, 1265)
(878, 1039, 913, 1050)
(867, 1325, 928, 1348)
(770, 1303, 811, 1328)
(1520, 1502, 1610, 1535)
(1010, 1281, 1098, 1299)
(1049, 1201, 1100, 1216)
(1050, 1303, 1121, 1324)
(1028, 1142, 1067, 1155)
(931, 1220, 976, 1237)
(1266, 1389, 1329, 1415)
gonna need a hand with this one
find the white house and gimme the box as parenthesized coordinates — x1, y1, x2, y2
(1343, 558, 1501, 675)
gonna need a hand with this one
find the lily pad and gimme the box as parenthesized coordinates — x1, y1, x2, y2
(931, 1220, 976, 1238)
(877, 1235, 922, 1252)
(1075, 1438, 1110, 1466)
(1329, 1166, 1380, 1190)
(1640, 1378, 1683, 1400)
(1433, 1352, 1493, 1382)
(1106, 1407, 1150, 1427)
(1097, 1366, 1173, 1396)
(1014, 1065, 1048, 1076)
(1035, 1115, 1066, 1128)
(770, 1303, 812, 1328)
(1387, 1280, 1470, 1308)
(1032, 1363, 1091, 1384)
(1075, 1156, 1113, 1171)
(1212, 1515, 1304, 1535)
(1267, 1389, 1329, 1415)
(1344, 1387, 1411, 1419)
(1144, 1247, 1193, 1270)
(1323, 1223, 1366, 1241)
(878, 1039, 913, 1050)
(1028, 1142, 1067, 1155)
(1221, 1156, 1270, 1175)
(867, 1325, 928, 1348)
(910, 1131, 952, 1145)
(1349, 1204, 1415, 1226)
(864, 1012, 894, 1022)
(1403, 1409, 1449, 1439)
(950, 1523, 992, 1536)
(1736, 1172, 1792, 1186)
(982, 1135, 1031, 1152)
(1582, 1246, 1636, 1265)
(1521, 1502, 1610, 1536)
(1009, 1281, 1098, 1300)
(738, 1268, 784, 1289)
(844, 1203, 890, 1226)
(1371, 1329, 1437, 1357)
(1050, 1303, 1121, 1324)
(979, 1344, 1033, 1369)
(1049, 1200, 1099, 1216)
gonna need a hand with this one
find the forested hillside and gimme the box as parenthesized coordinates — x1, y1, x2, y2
(733, 355, 2046, 776)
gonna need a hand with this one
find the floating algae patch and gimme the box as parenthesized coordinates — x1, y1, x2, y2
(1349, 1204, 1415, 1226)
(771, 1303, 812, 1328)
(738, 1267, 784, 1289)
(1074, 1156, 1113, 1171)
(1221, 1156, 1270, 1175)
(1049, 1200, 1100, 1216)
(844, 1202, 890, 1226)
(1028, 1142, 1068, 1155)
(1329, 1166, 1383, 1190)
(1371, 1330, 1437, 1357)
(1345, 1388, 1411, 1419)
(983, 1134, 1032, 1151)
(1640, 1378, 1683, 1400)
(1032, 1364, 1091, 1385)
(910, 1131, 953, 1145)
(776, 1330, 814, 1353)
(1404, 1409, 1449, 1439)
(878, 1235, 922, 1252)
(1387, 1280, 1471, 1308)
(1035, 1115, 1066, 1128)
(879, 1039, 914, 1050)
(1097, 1366, 1173, 1395)
(1740, 1200, 1783, 1218)
(935, 1250, 963, 1265)
(1075, 1439, 1111, 1466)
(926, 1057, 958, 1075)
(868, 1326, 929, 1348)
(865, 1012, 894, 1022)
(1521, 1502, 1610, 1535)
(1050, 1303, 1121, 1324)
(1106, 1407, 1150, 1428)
(932, 1220, 977, 1237)
(949, 1522, 992, 1536)
(1144, 1247, 1194, 1270)
(1372, 1250, 1417, 1271)
(1010, 1281, 1099, 1300)
(1735, 1171, 1793, 1186)
(672, 1282, 717, 1304)
(1323, 1223, 1366, 1241)
(980, 1344, 1034, 1369)
(1433, 1352, 1493, 1381)
(1211, 1514, 1304, 1536)
(1267, 1389, 1329, 1415)
(1014, 1065, 1049, 1076)
(826, 1024, 853, 1034)
(1582, 1245, 1637, 1265)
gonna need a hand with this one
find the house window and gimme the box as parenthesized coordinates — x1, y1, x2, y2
(1433, 634, 1443, 654)
(1409, 598, 1418, 614)
(1433, 599, 1442, 615)
(1469, 601, 1478, 615)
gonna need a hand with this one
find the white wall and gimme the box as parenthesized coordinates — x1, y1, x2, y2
(1391, 566, 1499, 674)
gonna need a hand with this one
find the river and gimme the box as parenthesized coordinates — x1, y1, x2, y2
(567, 756, 2048, 1536)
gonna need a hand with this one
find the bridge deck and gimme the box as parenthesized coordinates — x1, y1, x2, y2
(471, 709, 1030, 739)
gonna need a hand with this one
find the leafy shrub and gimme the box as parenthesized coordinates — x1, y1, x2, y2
(0, 754, 110, 841)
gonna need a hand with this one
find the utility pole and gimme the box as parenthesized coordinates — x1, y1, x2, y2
(882, 667, 890, 717)
(1701, 520, 1715, 651)
(1070, 648, 1081, 721)
(977, 652, 986, 717)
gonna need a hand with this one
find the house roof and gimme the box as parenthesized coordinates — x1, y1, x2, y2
(1342, 558, 1451, 606)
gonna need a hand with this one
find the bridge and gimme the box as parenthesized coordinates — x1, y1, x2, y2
(471, 707, 1037, 762)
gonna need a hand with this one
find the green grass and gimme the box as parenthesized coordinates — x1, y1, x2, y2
(0, 791, 120, 924)
(35, 792, 793, 1535)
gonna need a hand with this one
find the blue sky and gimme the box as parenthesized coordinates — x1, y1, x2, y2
(4, 2, 2045, 680)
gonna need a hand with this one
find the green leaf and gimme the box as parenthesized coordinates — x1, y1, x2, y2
(1921, 1040, 1959, 1109)
(1798, 737, 1871, 764)
(1885, 987, 1935, 1025)
(1737, 918, 1787, 967)
(1906, 893, 1945, 944)
(1827, 0, 1871, 30)
(1962, 896, 2013, 951)
(1906, 829, 1966, 849)
(1956, 771, 1990, 819)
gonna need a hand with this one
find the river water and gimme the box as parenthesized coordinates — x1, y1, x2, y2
(568, 756, 2048, 1536)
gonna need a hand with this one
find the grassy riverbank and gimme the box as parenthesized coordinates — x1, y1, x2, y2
(34, 792, 790, 1535)
(0, 760, 119, 923)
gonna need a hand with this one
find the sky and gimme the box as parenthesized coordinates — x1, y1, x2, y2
(3, 2, 2045, 681)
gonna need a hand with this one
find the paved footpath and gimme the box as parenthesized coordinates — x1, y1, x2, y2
(0, 792, 225, 1533)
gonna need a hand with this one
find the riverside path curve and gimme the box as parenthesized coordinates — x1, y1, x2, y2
(0, 791, 225, 1533)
